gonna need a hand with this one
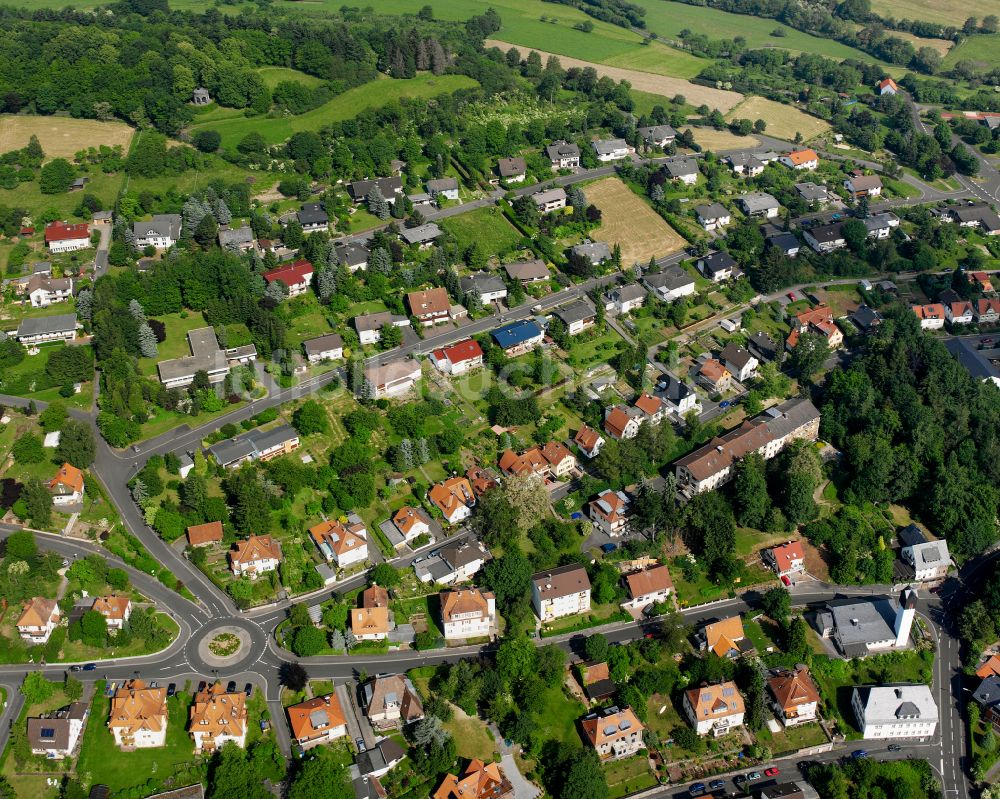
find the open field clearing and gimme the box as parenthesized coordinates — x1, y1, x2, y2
(686, 128, 760, 150)
(0, 114, 134, 159)
(256, 66, 326, 89)
(882, 29, 953, 57)
(485, 42, 743, 112)
(189, 73, 478, 148)
(585, 176, 686, 266)
(600, 43, 708, 80)
(725, 96, 831, 142)
(943, 34, 1000, 70)
(869, 0, 998, 27)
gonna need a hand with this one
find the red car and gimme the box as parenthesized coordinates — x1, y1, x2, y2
(787, 292, 796, 301)
(764, 767, 780, 777)
(781, 575, 791, 586)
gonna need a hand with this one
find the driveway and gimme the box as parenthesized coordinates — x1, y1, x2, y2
(501, 753, 540, 799)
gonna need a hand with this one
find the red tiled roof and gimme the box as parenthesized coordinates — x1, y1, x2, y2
(771, 541, 803, 573)
(264, 259, 313, 286)
(433, 339, 483, 365)
(575, 425, 601, 451)
(45, 221, 89, 242)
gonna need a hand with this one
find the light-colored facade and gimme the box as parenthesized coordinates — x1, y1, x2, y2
(189, 683, 248, 752)
(16, 597, 60, 644)
(852, 685, 938, 740)
(580, 706, 645, 759)
(440, 588, 495, 640)
(109, 680, 168, 749)
(531, 564, 592, 622)
(684, 681, 746, 736)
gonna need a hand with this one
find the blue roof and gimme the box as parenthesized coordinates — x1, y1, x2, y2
(493, 319, 542, 349)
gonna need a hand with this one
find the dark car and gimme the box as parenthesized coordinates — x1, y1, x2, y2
(226, 680, 237, 693)
(245, 683, 253, 697)
(888, 744, 901, 752)
(197, 681, 207, 693)
(69, 665, 83, 672)
(851, 749, 869, 760)
(167, 683, 176, 697)
(600, 543, 616, 554)
(689, 783, 706, 797)
(709, 780, 726, 791)
(82, 663, 97, 671)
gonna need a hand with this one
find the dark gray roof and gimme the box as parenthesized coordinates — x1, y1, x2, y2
(593, 138, 627, 156)
(440, 540, 489, 571)
(427, 177, 458, 193)
(546, 140, 580, 161)
(399, 223, 442, 245)
(738, 192, 780, 213)
(761, 397, 820, 440)
(644, 265, 694, 292)
(218, 226, 254, 248)
(826, 596, 899, 647)
(133, 214, 181, 240)
(945, 337, 1000, 382)
(555, 299, 594, 325)
(207, 424, 298, 466)
(700, 250, 737, 275)
(505, 259, 549, 281)
(356, 738, 406, 776)
(748, 331, 778, 358)
(795, 182, 828, 201)
(336, 240, 369, 268)
(638, 125, 677, 142)
(664, 157, 698, 178)
(303, 333, 343, 356)
(297, 204, 328, 227)
(608, 283, 647, 303)
(572, 241, 611, 263)
(696, 203, 729, 221)
(720, 342, 755, 369)
(767, 232, 800, 252)
(807, 222, 845, 244)
(461, 272, 506, 296)
(355, 311, 394, 333)
(898, 524, 927, 547)
(498, 157, 527, 177)
(656, 372, 694, 404)
(974, 676, 1000, 710)
(16, 313, 77, 338)
(851, 304, 882, 331)
(349, 177, 403, 201)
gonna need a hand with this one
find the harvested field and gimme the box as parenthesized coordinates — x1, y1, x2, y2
(585, 176, 686, 267)
(685, 128, 760, 151)
(869, 0, 997, 27)
(884, 29, 952, 57)
(485, 41, 743, 112)
(724, 96, 830, 142)
(0, 114, 134, 159)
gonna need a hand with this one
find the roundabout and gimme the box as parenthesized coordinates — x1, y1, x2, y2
(185, 617, 270, 674)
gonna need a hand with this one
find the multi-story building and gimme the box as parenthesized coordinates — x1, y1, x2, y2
(580, 706, 645, 759)
(354, 311, 410, 345)
(498, 442, 576, 480)
(229, 535, 283, 579)
(49, 462, 85, 506)
(133, 214, 182, 249)
(547, 140, 581, 169)
(492, 320, 543, 356)
(765, 541, 806, 581)
(156, 326, 257, 390)
(604, 405, 642, 441)
(622, 565, 673, 613)
(309, 517, 368, 568)
(108, 679, 168, 749)
(363, 359, 422, 399)
(531, 187, 567, 213)
(428, 476, 476, 525)
(699, 616, 753, 659)
(574, 425, 605, 459)
(898, 525, 951, 582)
(440, 588, 495, 640)
(554, 299, 596, 335)
(27, 703, 89, 758)
(287, 693, 347, 750)
(364, 674, 425, 729)
(852, 684, 938, 740)
(787, 304, 843, 350)
(720, 343, 758, 382)
(16, 597, 60, 644)
(531, 564, 592, 622)
(430, 340, 484, 375)
(15, 313, 78, 345)
(26, 275, 73, 308)
(189, 682, 248, 752)
(684, 681, 746, 736)
(45, 221, 90, 253)
(91, 595, 131, 631)
(592, 139, 630, 162)
(767, 667, 820, 727)
(780, 149, 819, 170)
(433, 759, 514, 799)
(207, 424, 298, 469)
(588, 489, 629, 536)
(264, 260, 314, 297)
(407, 287, 451, 326)
(391, 505, 431, 545)
(912, 303, 946, 330)
(814, 588, 918, 657)
(695, 203, 731, 231)
(351, 584, 392, 640)
(605, 283, 647, 315)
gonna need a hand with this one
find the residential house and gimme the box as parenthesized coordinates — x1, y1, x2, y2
(879, 77, 899, 95)
(580, 662, 617, 702)
(229, 535, 283, 579)
(334, 240, 369, 273)
(699, 616, 753, 659)
(912, 303, 946, 330)
(622, 564, 673, 612)
(850, 305, 883, 334)
(407, 287, 451, 326)
(588, 489, 629, 536)
(639, 125, 677, 147)
(427, 177, 459, 201)
(580, 706, 645, 760)
(156, 326, 256, 389)
(780, 149, 819, 170)
(546, 140, 581, 169)
(428, 476, 476, 525)
(433, 759, 513, 799)
(695, 203, 731, 232)
(643, 266, 695, 302)
(976, 297, 1000, 325)
(364, 674, 425, 729)
(348, 177, 404, 204)
(948, 204, 1000, 235)
(461, 272, 507, 304)
(466, 466, 497, 497)
(430, 339, 484, 375)
(737, 192, 780, 218)
(804, 222, 847, 253)
(592, 138, 629, 162)
(27, 703, 88, 758)
(727, 152, 765, 177)
(572, 240, 612, 266)
(864, 212, 899, 240)
(133, 215, 182, 249)
(440, 588, 496, 640)
(795, 182, 830, 204)
(187, 521, 223, 548)
(574, 425, 605, 459)
(91, 595, 131, 631)
(747, 330, 779, 361)
(390, 506, 431, 547)
(499, 442, 576, 480)
(264, 260, 313, 297)
(664, 157, 699, 185)
(363, 359, 422, 399)
(898, 525, 951, 582)
(48, 462, 84, 506)
(309, 516, 368, 568)
(976, 655, 1000, 680)
(674, 397, 821, 496)
(504, 259, 549, 284)
(603, 405, 641, 441)
(852, 684, 938, 740)
(720, 343, 758, 382)
(399, 223, 443, 248)
(497, 157, 527, 183)
(554, 299, 596, 335)
(45, 221, 90, 253)
(207, 424, 299, 469)
(656, 373, 700, 417)
(684, 681, 746, 736)
(16, 597, 60, 644)
(26, 275, 73, 308)
(768, 667, 820, 727)
(532, 187, 567, 213)
(947, 301, 975, 325)
(287, 694, 347, 750)
(767, 231, 801, 257)
(415, 540, 490, 585)
(605, 283, 647, 315)
(531, 563, 592, 622)
(303, 333, 344, 364)
(697, 251, 737, 282)
(217, 225, 255, 253)
(108, 679, 168, 750)
(492, 319, 543, 356)
(354, 311, 410, 345)
(845, 174, 883, 198)
(357, 738, 407, 781)
(970, 271, 994, 293)
(814, 588, 918, 657)
(973, 676, 1000, 730)
(349, 588, 392, 641)
(15, 313, 78, 344)
(787, 304, 843, 350)
(630, 392, 665, 427)
(696, 359, 732, 394)
(189, 682, 248, 752)
(765, 541, 805, 580)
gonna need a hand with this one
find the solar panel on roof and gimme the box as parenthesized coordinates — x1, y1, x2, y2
(40, 727, 56, 738)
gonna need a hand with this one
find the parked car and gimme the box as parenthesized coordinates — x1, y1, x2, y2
(746, 772, 762, 782)
(888, 744, 902, 752)
(781, 575, 791, 586)
(82, 663, 96, 671)
(764, 767, 780, 777)
(356, 738, 366, 752)
(226, 680, 237, 693)
(689, 783, 706, 797)
(709, 780, 726, 791)
(69, 665, 83, 672)
(167, 683, 176, 697)
(787, 292, 797, 301)
(851, 749, 869, 760)
(245, 683, 254, 697)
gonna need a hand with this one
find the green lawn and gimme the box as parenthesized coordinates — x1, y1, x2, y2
(125, 157, 276, 198)
(0, 342, 95, 408)
(602, 43, 706, 80)
(139, 311, 209, 377)
(604, 757, 658, 799)
(75, 688, 200, 795)
(443, 705, 499, 762)
(190, 73, 480, 149)
(441, 206, 523, 256)
(562, 326, 627, 370)
(256, 66, 326, 89)
(756, 720, 828, 755)
(0, 170, 123, 220)
(943, 33, 1000, 70)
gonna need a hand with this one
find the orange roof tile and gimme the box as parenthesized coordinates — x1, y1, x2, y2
(48, 462, 83, 493)
(187, 521, 223, 546)
(287, 694, 346, 742)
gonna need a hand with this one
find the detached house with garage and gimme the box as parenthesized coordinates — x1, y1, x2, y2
(532, 187, 567, 213)
(737, 192, 780, 219)
(354, 311, 410, 345)
(461, 272, 507, 304)
(592, 138, 629, 162)
(531, 563, 591, 622)
(697, 250, 737, 283)
(554, 299, 596, 335)
(505, 259, 549, 284)
(622, 564, 673, 613)
(407, 287, 451, 326)
(309, 516, 368, 569)
(28, 703, 88, 759)
(639, 125, 677, 147)
(45, 221, 90, 253)
(427, 177, 459, 201)
(302, 334, 343, 364)
(768, 667, 820, 727)
(605, 283, 647, 315)
(430, 339, 484, 375)
(229, 535, 282, 579)
(365, 674, 425, 729)
(780, 149, 819, 171)
(665, 157, 699, 185)
(133, 214, 181, 249)
(684, 681, 746, 736)
(643, 266, 695, 302)
(363, 359, 422, 399)
(492, 319, 543, 356)
(287, 694, 347, 750)
(497, 157, 527, 183)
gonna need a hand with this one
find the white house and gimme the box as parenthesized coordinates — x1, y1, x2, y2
(440, 588, 496, 640)
(460, 272, 508, 303)
(427, 177, 459, 201)
(622, 565, 673, 613)
(605, 283, 646, 315)
(189, 683, 248, 752)
(574, 425, 605, 459)
(720, 343, 758, 382)
(912, 304, 946, 330)
(133, 215, 182, 249)
(899, 525, 951, 582)
(946, 301, 975, 325)
(27, 275, 73, 308)
(28, 703, 88, 758)
(845, 174, 883, 198)
(589, 489, 629, 536)
(263, 260, 314, 298)
(229, 535, 282, 578)
(592, 139, 629, 162)
(657, 373, 700, 418)
(643, 267, 695, 302)
(430, 339, 484, 375)
(45, 221, 90, 253)
(779, 149, 819, 170)
(309, 517, 368, 569)
(532, 187, 567, 213)
(91, 595, 132, 631)
(532, 564, 592, 622)
(852, 685, 938, 740)
(109, 680, 168, 750)
(768, 667, 820, 728)
(48, 462, 85, 506)
(429, 476, 476, 525)
(765, 541, 806, 580)
(16, 597, 60, 644)
(695, 203, 731, 232)
(287, 694, 347, 750)
(302, 333, 344, 364)
(684, 681, 745, 736)
(364, 359, 422, 399)
(16, 313, 78, 345)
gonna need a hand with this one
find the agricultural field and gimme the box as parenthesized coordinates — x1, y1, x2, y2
(256, 66, 326, 89)
(189, 73, 479, 149)
(440, 206, 523, 256)
(880, 29, 952, 57)
(686, 128, 760, 151)
(943, 34, 1000, 71)
(725, 96, 831, 142)
(585, 176, 686, 266)
(869, 0, 996, 27)
(0, 114, 135, 159)
(486, 43, 743, 112)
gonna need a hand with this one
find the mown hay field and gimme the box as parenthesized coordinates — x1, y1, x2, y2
(724, 96, 831, 142)
(0, 115, 134, 159)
